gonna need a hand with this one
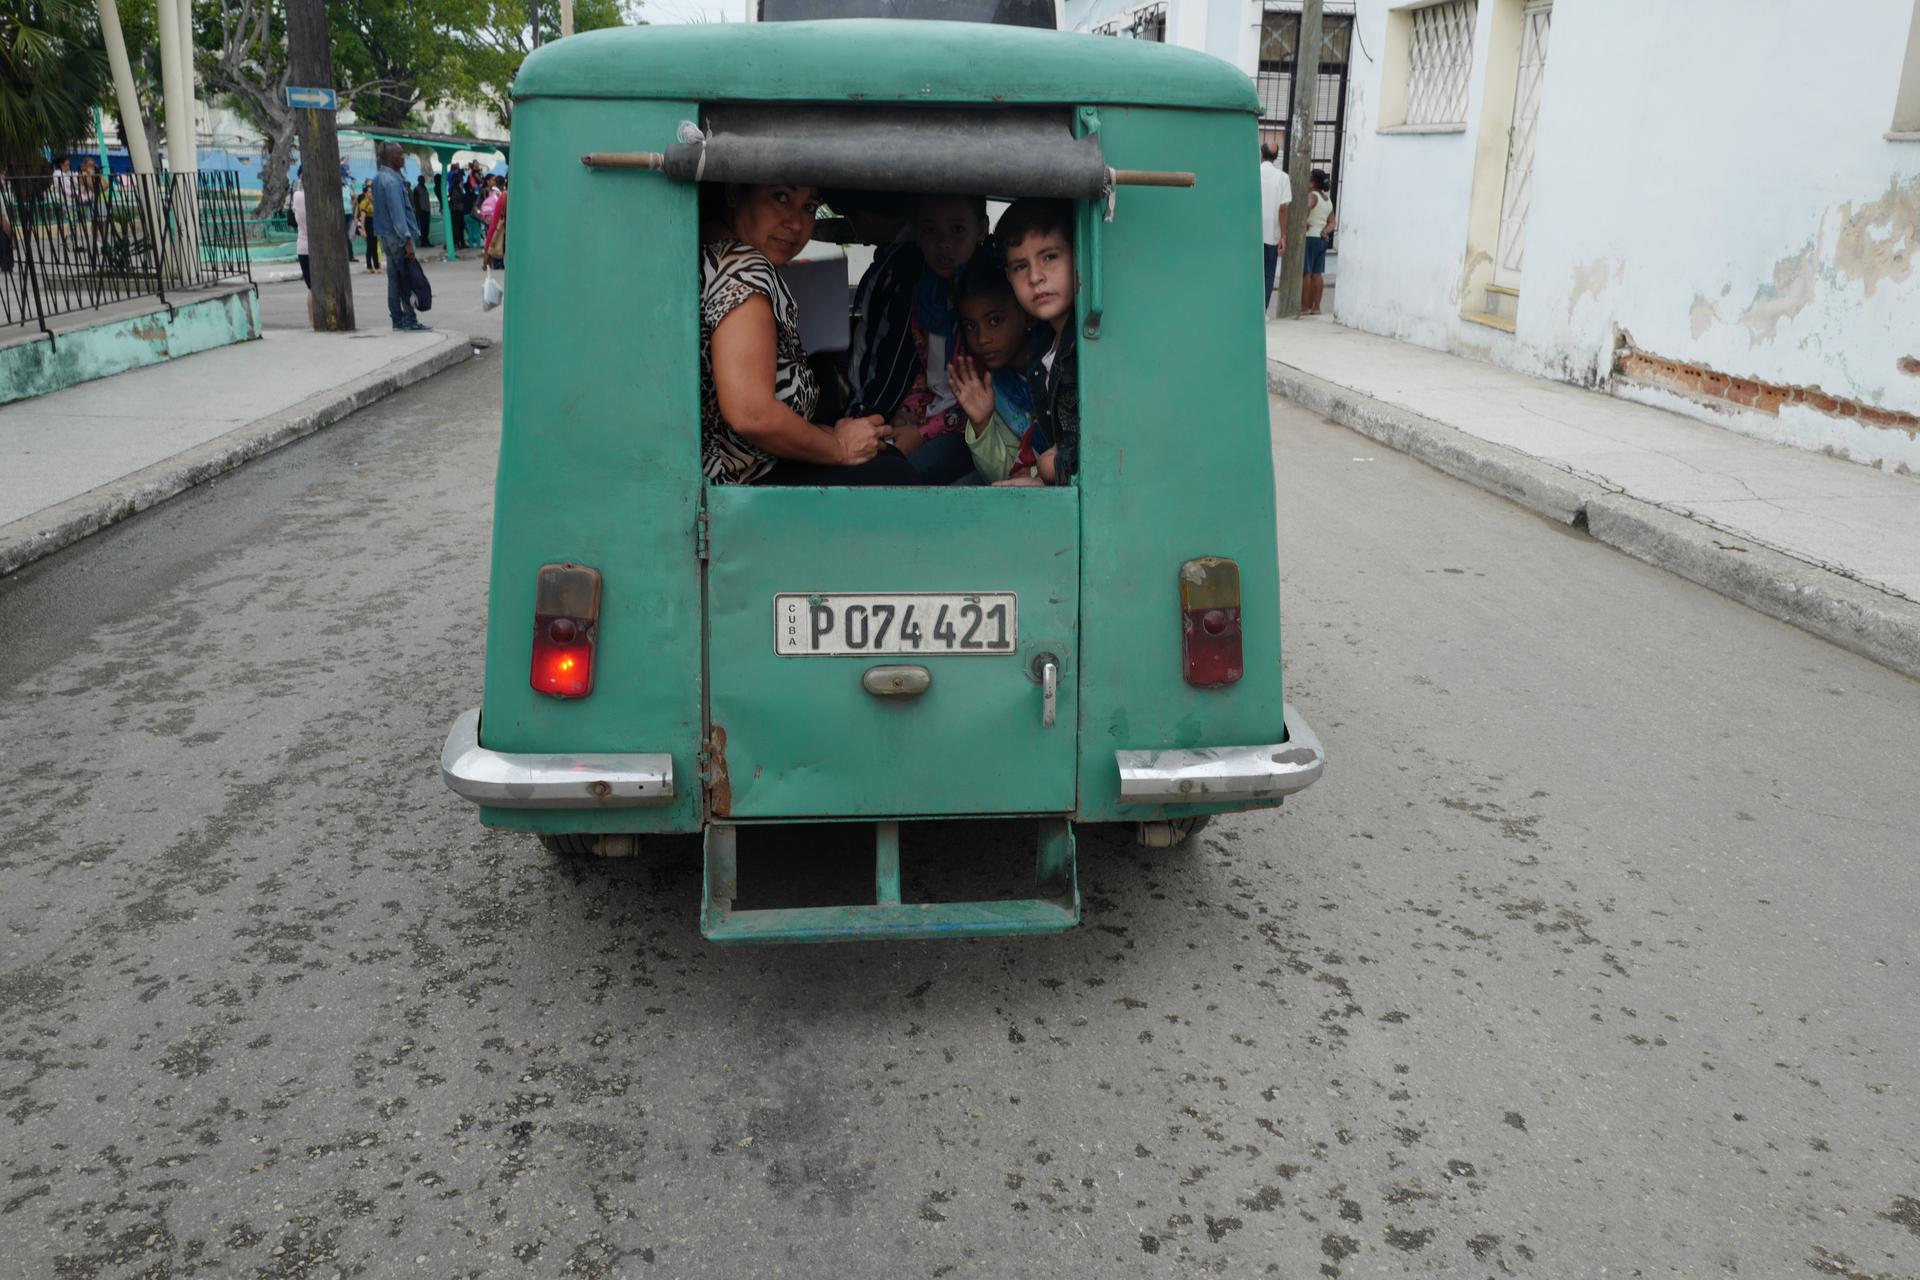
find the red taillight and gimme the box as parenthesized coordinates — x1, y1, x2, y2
(1180, 557, 1243, 688)
(530, 563, 601, 699)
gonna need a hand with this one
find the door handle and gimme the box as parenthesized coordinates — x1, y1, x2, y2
(862, 665, 930, 699)
(1032, 653, 1059, 728)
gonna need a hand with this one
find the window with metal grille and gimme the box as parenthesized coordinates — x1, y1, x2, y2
(1403, 0, 1477, 126)
(1256, 9, 1353, 207)
(1130, 2, 1166, 41)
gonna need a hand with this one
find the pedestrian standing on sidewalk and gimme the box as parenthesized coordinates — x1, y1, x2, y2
(372, 142, 430, 333)
(291, 172, 315, 330)
(1259, 141, 1289, 312)
(1301, 169, 1334, 317)
(481, 178, 508, 271)
(448, 172, 468, 251)
(0, 178, 16, 279)
(355, 181, 380, 272)
(412, 172, 433, 248)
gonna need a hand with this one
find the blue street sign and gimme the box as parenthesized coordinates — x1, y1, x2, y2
(285, 86, 339, 111)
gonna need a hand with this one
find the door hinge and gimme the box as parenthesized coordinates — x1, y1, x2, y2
(694, 508, 709, 561)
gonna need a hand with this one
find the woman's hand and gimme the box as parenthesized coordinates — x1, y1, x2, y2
(992, 475, 1046, 487)
(832, 415, 892, 465)
(948, 352, 995, 429)
(1036, 447, 1059, 484)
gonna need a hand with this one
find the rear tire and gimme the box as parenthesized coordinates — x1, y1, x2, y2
(538, 833, 600, 858)
(1133, 815, 1212, 849)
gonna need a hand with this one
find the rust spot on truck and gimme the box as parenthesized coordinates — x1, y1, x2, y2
(706, 723, 732, 817)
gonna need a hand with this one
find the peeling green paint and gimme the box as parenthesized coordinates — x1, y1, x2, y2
(0, 287, 261, 406)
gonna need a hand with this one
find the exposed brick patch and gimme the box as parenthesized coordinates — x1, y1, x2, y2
(1612, 332, 1920, 439)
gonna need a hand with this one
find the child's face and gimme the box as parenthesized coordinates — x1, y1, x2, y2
(958, 291, 1025, 370)
(913, 197, 984, 279)
(1004, 229, 1076, 328)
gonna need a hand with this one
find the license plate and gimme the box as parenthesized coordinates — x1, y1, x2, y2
(775, 593, 1018, 657)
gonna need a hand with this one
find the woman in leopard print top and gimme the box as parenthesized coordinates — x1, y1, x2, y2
(701, 183, 922, 486)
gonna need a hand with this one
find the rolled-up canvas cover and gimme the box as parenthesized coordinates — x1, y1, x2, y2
(662, 105, 1109, 199)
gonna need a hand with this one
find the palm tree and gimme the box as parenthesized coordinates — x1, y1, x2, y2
(0, 0, 110, 176)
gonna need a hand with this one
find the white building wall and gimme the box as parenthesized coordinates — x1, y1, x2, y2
(1335, 0, 1920, 470)
(1064, 0, 1260, 73)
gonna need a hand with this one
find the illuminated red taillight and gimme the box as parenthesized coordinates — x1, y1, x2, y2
(1180, 557, 1243, 688)
(530, 563, 601, 699)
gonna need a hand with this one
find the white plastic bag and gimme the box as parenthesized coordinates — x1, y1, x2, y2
(481, 266, 503, 312)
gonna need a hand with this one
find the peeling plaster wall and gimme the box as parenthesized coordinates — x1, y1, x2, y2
(1334, 0, 1920, 469)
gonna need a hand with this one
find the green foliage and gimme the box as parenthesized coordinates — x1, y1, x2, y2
(0, 0, 111, 174)
(327, 0, 472, 129)
(449, 0, 643, 124)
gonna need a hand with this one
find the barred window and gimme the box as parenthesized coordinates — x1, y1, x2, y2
(1404, 0, 1477, 126)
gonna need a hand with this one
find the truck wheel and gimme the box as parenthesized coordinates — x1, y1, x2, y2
(1134, 815, 1212, 849)
(539, 833, 600, 858)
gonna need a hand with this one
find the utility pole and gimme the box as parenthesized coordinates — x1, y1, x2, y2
(285, 0, 355, 330)
(530, 0, 542, 47)
(1274, 0, 1322, 320)
(561, 0, 574, 38)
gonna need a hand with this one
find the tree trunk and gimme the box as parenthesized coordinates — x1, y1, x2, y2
(200, 70, 298, 218)
(1275, 0, 1322, 320)
(286, 0, 354, 331)
(255, 126, 297, 217)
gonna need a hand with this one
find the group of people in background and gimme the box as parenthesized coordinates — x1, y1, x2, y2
(1259, 140, 1335, 316)
(346, 158, 507, 273)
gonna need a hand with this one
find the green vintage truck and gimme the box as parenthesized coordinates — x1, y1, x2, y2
(439, 18, 1324, 943)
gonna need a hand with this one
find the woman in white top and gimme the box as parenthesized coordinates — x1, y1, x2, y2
(1301, 168, 1335, 316)
(291, 179, 313, 328)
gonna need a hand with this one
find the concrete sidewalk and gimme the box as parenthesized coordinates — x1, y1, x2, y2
(0, 253, 502, 577)
(1268, 318, 1920, 681)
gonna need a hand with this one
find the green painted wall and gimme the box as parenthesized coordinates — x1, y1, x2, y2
(0, 288, 261, 406)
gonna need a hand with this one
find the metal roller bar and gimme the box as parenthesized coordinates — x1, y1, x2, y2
(582, 151, 665, 169)
(1109, 168, 1195, 187)
(680, 105, 1111, 198)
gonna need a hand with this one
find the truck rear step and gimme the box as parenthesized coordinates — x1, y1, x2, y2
(701, 819, 1079, 944)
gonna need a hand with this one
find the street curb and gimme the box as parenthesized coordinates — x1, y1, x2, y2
(1583, 496, 1920, 681)
(1267, 361, 1607, 525)
(0, 331, 475, 579)
(1268, 357, 1920, 683)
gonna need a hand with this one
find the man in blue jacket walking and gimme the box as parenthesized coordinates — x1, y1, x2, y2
(371, 142, 430, 333)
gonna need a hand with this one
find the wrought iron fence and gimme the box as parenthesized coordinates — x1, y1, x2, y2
(0, 170, 255, 342)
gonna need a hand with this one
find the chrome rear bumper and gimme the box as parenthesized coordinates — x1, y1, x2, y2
(439, 708, 675, 808)
(1114, 702, 1325, 804)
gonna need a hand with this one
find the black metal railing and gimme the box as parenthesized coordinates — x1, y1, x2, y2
(1, 170, 255, 342)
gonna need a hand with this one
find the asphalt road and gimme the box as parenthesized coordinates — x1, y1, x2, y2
(2, 361, 1916, 1279)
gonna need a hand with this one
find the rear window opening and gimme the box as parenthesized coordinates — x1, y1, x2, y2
(697, 178, 1089, 488)
(681, 104, 1106, 489)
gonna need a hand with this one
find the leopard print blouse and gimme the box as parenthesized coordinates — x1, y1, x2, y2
(699, 239, 819, 485)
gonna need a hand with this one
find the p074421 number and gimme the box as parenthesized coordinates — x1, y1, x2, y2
(775, 593, 1018, 656)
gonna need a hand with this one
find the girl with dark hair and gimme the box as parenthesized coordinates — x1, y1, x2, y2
(947, 243, 1034, 482)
